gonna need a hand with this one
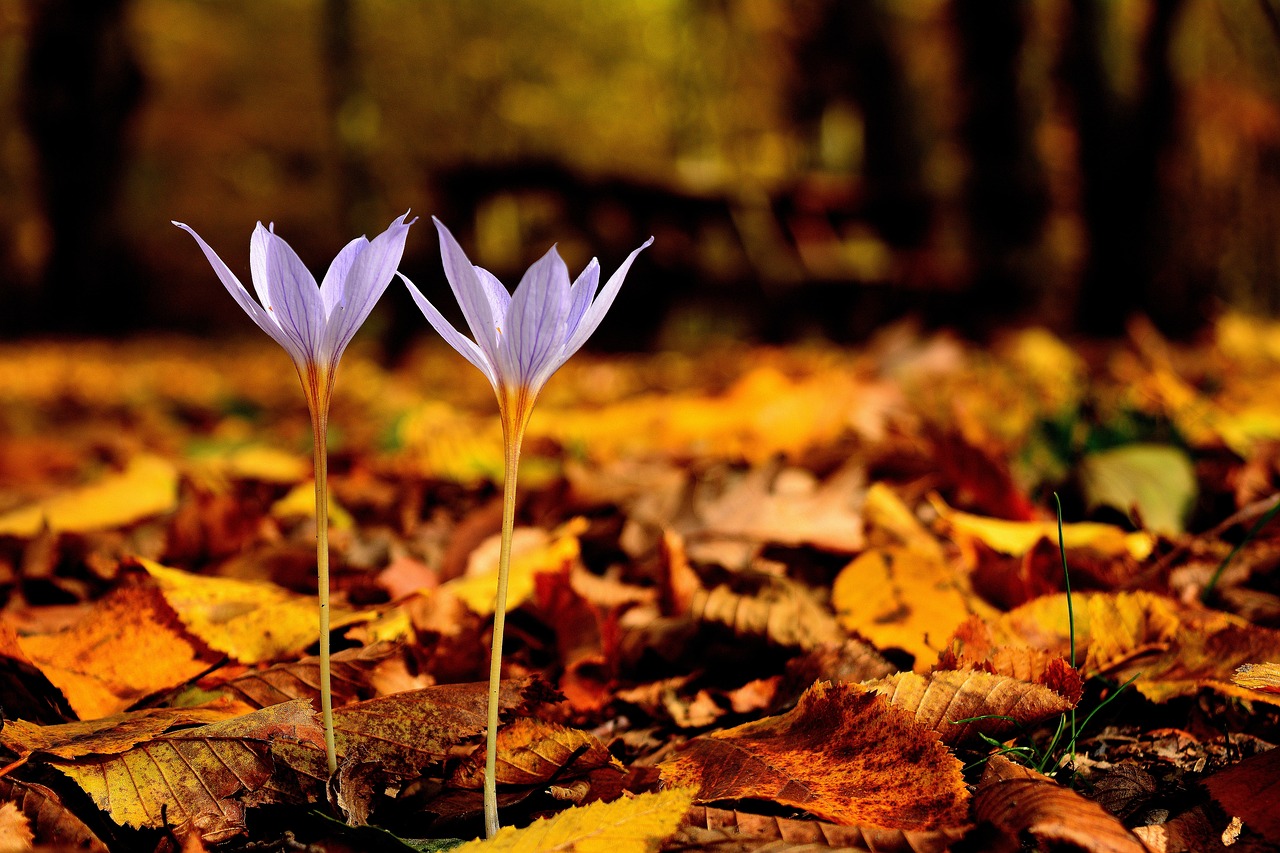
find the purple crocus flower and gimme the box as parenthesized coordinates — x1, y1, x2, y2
(401, 217, 650, 837)
(402, 217, 652, 427)
(173, 212, 414, 776)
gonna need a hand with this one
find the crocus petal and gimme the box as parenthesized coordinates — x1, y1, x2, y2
(474, 266, 512, 340)
(320, 212, 415, 363)
(561, 237, 653, 361)
(432, 218, 502, 369)
(256, 226, 326, 361)
(173, 221, 307, 364)
(400, 272, 498, 387)
(319, 236, 368, 319)
(564, 259, 600, 341)
(502, 245, 571, 391)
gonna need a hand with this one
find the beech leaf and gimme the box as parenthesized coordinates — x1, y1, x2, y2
(0, 776, 108, 851)
(681, 806, 969, 852)
(660, 681, 968, 830)
(449, 717, 622, 789)
(452, 786, 694, 853)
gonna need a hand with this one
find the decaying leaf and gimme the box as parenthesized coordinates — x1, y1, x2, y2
(137, 558, 368, 664)
(0, 802, 34, 853)
(0, 776, 108, 851)
(1079, 443, 1197, 535)
(0, 703, 242, 762)
(449, 718, 622, 788)
(1233, 662, 1280, 693)
(866, 669, 1075, 746)
(51, 700, 323, 842)
(660, 681, 968, 830)
(446, 521, 586, 616)
(832, 547, 993, 668)
(974, 756, 1147, 853)
(681, 806, 969, 853)
(212, 641, 419, 708)
(687, 575, 846, 650)
(452, 786, 694, 853)
(0, 454, 179, 537)
(1203, 746, 1280, 842)
(14, 584, 215, 719)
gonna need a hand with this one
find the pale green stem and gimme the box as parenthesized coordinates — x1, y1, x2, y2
(485, 396, 530, 838)
(305, 366, 338, 775)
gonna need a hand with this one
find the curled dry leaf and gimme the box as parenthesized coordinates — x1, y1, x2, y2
(0, 802, 34, 853)
(0, 454, 179, 538)
(137, 558, 369, 664)
(451, 786, 694, 853)
(660, 681, 968, 831)
(13, 583, 216, 719)
(832, 546, 994, 668)
(212, 641, 419, 709)
(866, 669, 1075, 746)
(1233, 662, 1280, 693)
(449, 717, 621, 788)
(682, 806, 969, 853)
(688, 575, 846, 651)
(51, 700, 323, 843)
(1, 703, 242, 762)
(975, 755, 1147, 853)
(0, 777, 107, 852)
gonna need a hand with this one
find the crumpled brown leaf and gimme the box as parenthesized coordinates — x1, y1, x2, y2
(0, 777, 107, 852)
(679, 806, 969, 852)
(449, 717, 622, 789)
(660, 681, 968, 830)
(974, 755, 1147, 853)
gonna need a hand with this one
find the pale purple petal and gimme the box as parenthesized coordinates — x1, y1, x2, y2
(474, 266, 512, 340)
(319, 236, 368, 318)
(320, 212, 415, 363)
(564, 259, 600, 340)
(249, 224, 280, 331)
(561, 237, 653, 360)
(173, 221, 307, 364)
(400, 272, 497, 387)
(260, 227, 326, 359)
(501, 245, 571, 390)
(432, 218, 502, 368)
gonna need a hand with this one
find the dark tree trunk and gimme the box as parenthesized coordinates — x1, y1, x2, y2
(953, 0, 1050, 332)
(19, 0, 143, 334)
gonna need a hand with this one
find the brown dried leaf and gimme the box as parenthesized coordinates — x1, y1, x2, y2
(974, 755, 1147, 853)
(681, 806, 969, 852)
(1, 703, 243, 761)
(1233, 662, 1280, 693)
(867, 669, 1075, 746)
(15, 584, 216, 719)
(1203, 746, 1280, 842)
(660, 681, 968, 830)
(0, 777, 107, 852)
(213, 641, 417, 709)
(51, 700, 322, 843)
(689, 575, 846, 650)
(449, 717, 622, 789)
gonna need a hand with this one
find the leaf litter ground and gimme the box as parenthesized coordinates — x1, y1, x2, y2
(2, 316, 1280, 851)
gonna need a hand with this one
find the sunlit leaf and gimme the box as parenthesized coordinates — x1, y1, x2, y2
(0, 454, 178, 537)
(1079, 443, 1196, 534)
(446, 521, 586, 616)
(449, 717, 621, 789)
(930, 495, 1154, 560)
(680, 805, 970, 852)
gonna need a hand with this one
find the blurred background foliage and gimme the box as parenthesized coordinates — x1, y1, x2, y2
(3, 0, 1280, 348)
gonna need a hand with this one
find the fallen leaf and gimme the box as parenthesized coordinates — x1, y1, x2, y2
(137, 558, 368, 664)
(1203, 746, 1280, 842)
(975, 755, 1147, 853)
(211, 642, 418, 708)
(449, 718, 622, 788)
(0, 802, 33, 853)
(51, 700, 323, 842)
(269, 481, 353, 529)
(191, 444, 308, 484)
(1079, 443, 1197, 534)
(447, 521, 586, 616)
(680, 806, 969, 852)
(16, 584, 215, 719)
(0, 777, 106, 852)
(660, 681, 968, 830)
(452, 786, 693, 853)
(1233, 661, 1280, 693)
(0, 704, 242, 761)
(931, 495, 1154, 561)
(832, 547, 994, 668)
(867, 669, 1075, 746)
(687, 575, 846, 650)
(0, 454, 178, 537)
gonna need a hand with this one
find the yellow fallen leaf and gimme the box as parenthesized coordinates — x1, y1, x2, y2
(446, 520, 587, 616)
(0, 454, 178, 537)
(832, 546, 995, 668)
(452, 787, 694, 853)
(269, 482, 353, 530)
(138, 559, 368, 664)
(1234, 662, 1280, 693)
(193, 444, 308, 484)
(930, 494, 1154, 561)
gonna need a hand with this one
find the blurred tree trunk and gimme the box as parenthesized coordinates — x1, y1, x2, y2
(1065, 0, 1188, 336)
(20, 0, 143, 333)
(320, 0, 378, 236)
(953, 0, 1049, 333)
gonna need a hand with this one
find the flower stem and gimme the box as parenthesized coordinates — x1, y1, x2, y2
(307, 374, 338, 776)
(485, 405, 528, 838)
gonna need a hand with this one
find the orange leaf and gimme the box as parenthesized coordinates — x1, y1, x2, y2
(449, 717, 622, 788)
(1203, 747, 1280, 843)
(0, 777, 106, 852)
(660, 681, 968, 830)
(681, 805, 969, 852)
(867, 669, 1075, 746)
(1233, 662, 1280, 693)
(975, 756, 1148, 853)
(0, 703, 243, 762)
(14, 584, 216, 719)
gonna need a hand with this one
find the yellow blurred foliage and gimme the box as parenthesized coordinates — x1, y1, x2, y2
(0, 454, 178, 537)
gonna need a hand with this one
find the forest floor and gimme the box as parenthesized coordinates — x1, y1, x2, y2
(1, 315, 1278, 852)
